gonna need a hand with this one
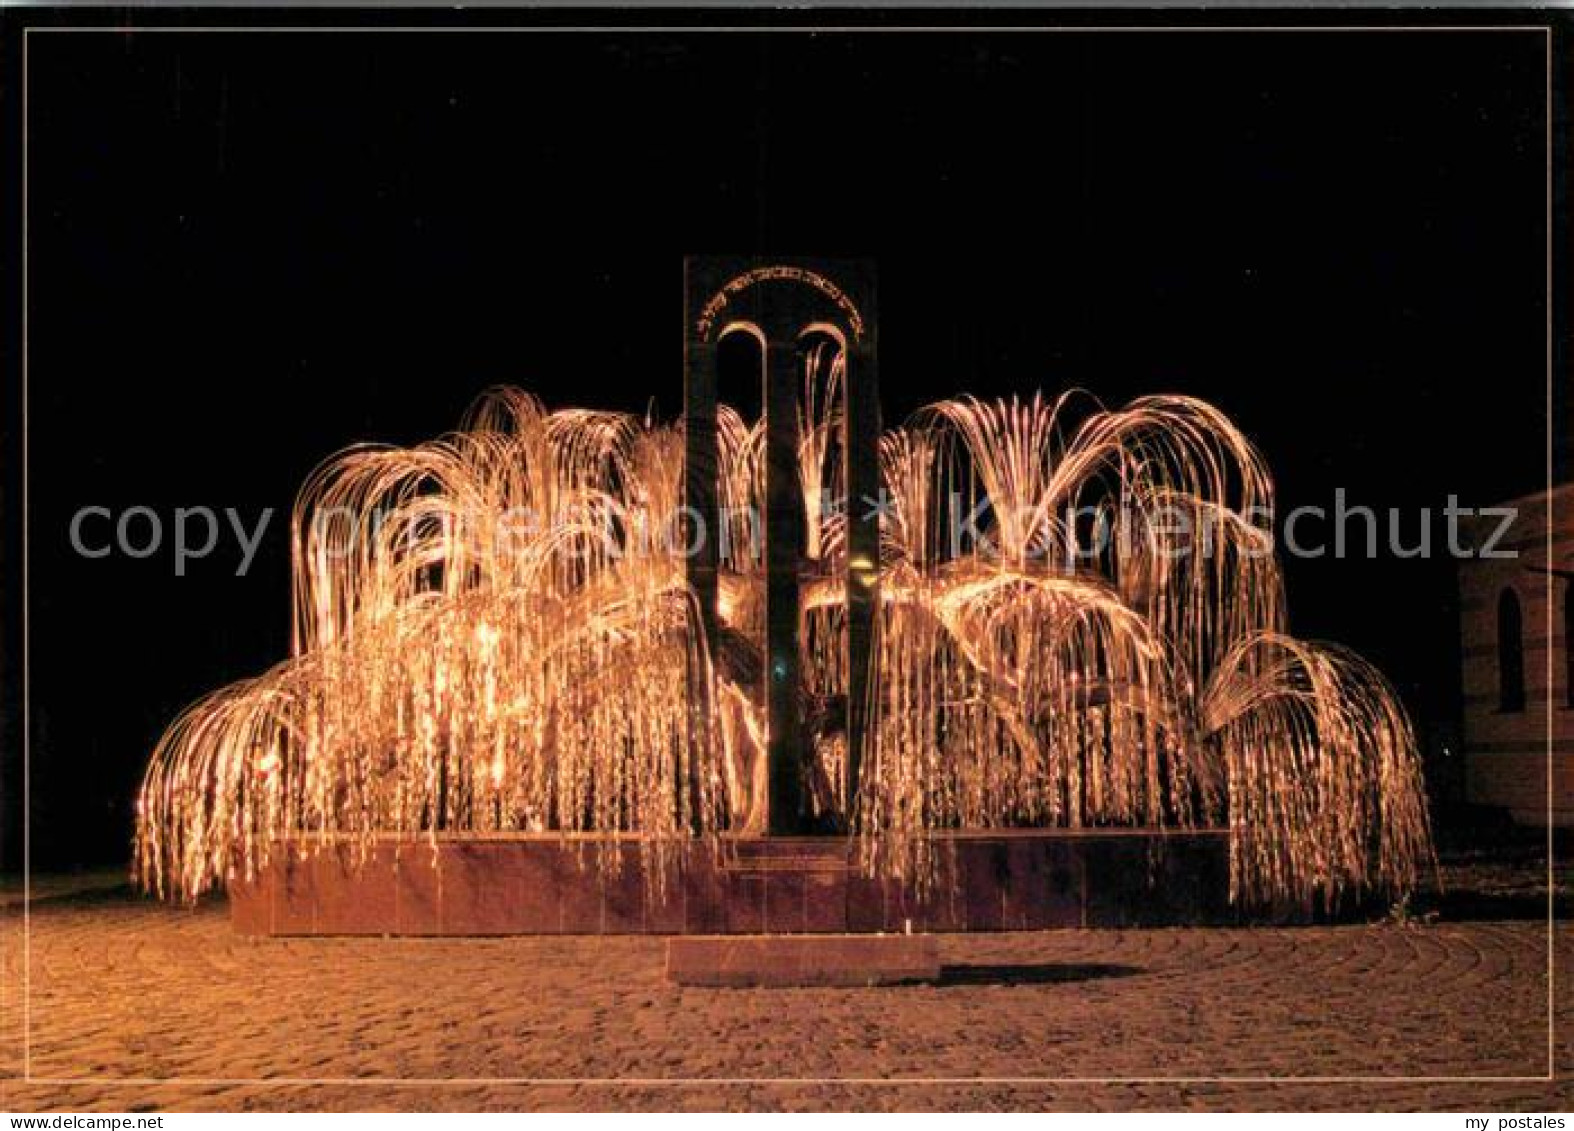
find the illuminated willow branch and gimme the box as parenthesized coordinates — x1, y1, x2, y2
(137, 375, 1432, 911)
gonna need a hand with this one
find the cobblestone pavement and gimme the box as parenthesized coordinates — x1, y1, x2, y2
(0, 889, 1569, 1111)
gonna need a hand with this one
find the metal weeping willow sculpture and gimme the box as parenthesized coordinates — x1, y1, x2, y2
(136, 261, 1433, 915)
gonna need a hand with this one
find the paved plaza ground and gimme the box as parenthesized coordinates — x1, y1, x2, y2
(1, 855, 1570, 1112)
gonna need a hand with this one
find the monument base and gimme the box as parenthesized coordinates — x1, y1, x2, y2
(227, 829, 1235, 936)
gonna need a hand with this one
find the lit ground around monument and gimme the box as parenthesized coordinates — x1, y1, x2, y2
(2, 853, 1568, 1112)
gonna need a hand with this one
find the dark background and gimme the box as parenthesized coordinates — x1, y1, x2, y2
(1, 19, 1560, 869)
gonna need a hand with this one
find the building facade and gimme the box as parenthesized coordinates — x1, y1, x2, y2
(1458, 483, 1574, 826)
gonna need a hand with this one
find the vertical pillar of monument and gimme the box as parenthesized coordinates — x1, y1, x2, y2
(842, 317, 879, 815)
(685, 257, 878, 836)
(681, 290, 720, 805)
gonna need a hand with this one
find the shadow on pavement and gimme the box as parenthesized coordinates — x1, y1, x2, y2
(938, 962, 1141, 986)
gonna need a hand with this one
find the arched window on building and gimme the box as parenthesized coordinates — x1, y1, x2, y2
(1498, 587, 1525, 713)
(1565, 585, 1573, 708)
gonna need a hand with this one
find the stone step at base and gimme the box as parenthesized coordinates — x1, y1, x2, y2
(666, 933, 941, 987)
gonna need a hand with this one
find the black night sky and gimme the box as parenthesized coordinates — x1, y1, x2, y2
(1, 16, 1560, 868)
